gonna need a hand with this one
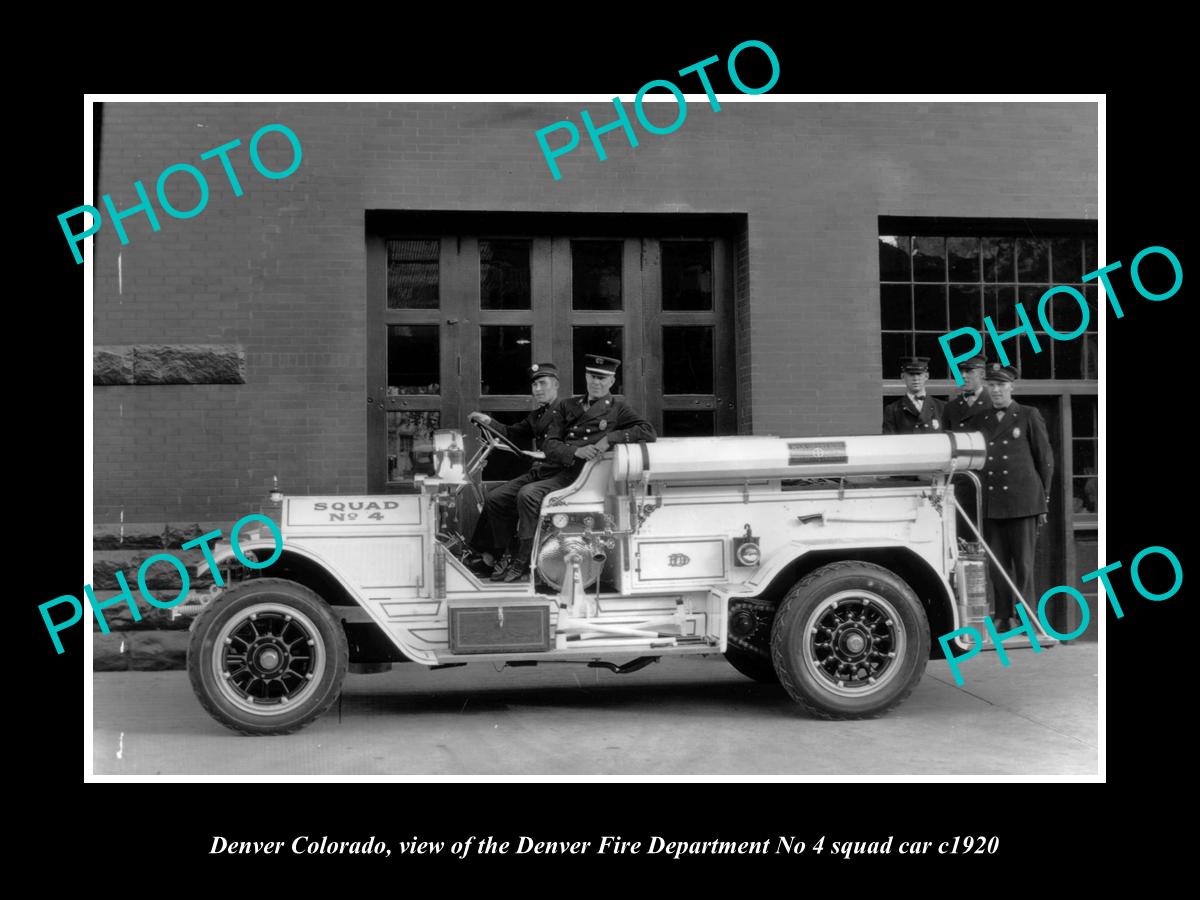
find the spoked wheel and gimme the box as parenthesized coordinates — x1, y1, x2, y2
(187, 579, 348, 735)
(770, 562, 928, 719)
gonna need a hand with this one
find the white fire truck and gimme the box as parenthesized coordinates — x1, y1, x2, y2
(187, 424, 995, 735)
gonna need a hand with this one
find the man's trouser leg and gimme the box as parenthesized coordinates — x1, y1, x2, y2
(1006, 515, 1039, 620)
(483, 472, 537, 555)
(984, 517, 1016, 621)
(516, 468, 581, 546)
(469, 507, 493, 555)
(984, 516, 1038, 621)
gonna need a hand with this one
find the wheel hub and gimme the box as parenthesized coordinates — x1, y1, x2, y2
(807, 592, 903, 693)
(839, 629, 867, 656)
(213, 604, 324, 714)
(255, 645, 283, 672)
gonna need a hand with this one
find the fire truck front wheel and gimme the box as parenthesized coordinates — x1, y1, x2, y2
(187, 578, 349, 736)
(770, 561, 929, 719)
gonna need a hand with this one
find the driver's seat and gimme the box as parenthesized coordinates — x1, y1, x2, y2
(538, 454, 613, 511)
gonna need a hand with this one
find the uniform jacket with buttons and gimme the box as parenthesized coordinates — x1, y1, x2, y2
(882, 394, 945, 434)
(489, 402, 558, 451)
(943, 389, 994, 433)
(542, 394, 657, 469)
(980, 400, 1054, 519)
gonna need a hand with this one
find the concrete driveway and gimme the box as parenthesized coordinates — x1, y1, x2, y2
(91, 642, 1098, 778)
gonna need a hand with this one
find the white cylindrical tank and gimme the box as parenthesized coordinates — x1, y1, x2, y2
(611, 433, 986, 483)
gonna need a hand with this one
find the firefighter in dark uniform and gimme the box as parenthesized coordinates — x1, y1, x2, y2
(979, 363, 1054, 629)
(882, 356, 944, 434)
(465, 363, 563, 580)
(943, 353, 993, 527)
(943, 354, 993, 431)
(492, 354, 657, 583)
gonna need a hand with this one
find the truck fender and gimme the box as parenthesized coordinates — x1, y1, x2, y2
(195, 541, 365, 608)
(729, 540, 960, 645)
(194, 539, 278, 580)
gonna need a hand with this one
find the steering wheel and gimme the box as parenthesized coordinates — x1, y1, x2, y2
(472, 417, 527, 457)
(464, 418, 547, 509)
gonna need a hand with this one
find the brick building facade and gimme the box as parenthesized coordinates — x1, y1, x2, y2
(91, 101, 1098, 662)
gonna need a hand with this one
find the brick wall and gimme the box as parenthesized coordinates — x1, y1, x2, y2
(94, 101, 1097, 523)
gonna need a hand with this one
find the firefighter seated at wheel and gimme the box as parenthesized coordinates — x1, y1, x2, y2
(464, 363, 565, 582)
(501, 354, 656, 583)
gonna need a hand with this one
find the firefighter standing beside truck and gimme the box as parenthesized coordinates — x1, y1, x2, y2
(979, 363, 1054, 631)
(882, 356, 944, 434)
(942, 354, 993, 431)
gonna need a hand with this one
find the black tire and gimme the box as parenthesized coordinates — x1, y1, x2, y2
(187, 578, 349, 736)
(724, 643, 780, 684)
(770, 561, 929, 719)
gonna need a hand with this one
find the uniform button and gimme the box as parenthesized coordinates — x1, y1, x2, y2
(1003, 470, 1008, 474)
(1003, 486, 1008, 490)
(989, 486, 994, 491)
(1003, 455, 1008, 460)
(1002, 440, 1008, 445)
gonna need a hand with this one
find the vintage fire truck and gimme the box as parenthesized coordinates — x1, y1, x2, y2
(187, 423, 997, 735)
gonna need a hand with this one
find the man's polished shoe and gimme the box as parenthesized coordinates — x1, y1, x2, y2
(500, 559, 530, 582)
(457, 547, 493, 577)
(489, 553, 513, 581)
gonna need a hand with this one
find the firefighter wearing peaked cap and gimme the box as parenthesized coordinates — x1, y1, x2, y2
(542, 355, 658, 464)
(979, 363, 1054, 631)
(943, 354, 993, 432)
(488, 354, 658, 582)
(882, 356, 945, 434)
(465, 362, 566, 581)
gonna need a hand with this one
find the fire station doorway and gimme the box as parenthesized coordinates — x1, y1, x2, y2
(365, 212, 740, 492)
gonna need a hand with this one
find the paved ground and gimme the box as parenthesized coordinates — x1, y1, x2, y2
(92, 642, 1098, 777)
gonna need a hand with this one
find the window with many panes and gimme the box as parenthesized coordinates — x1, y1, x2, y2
(879, 231, 1098, 380)
(1070, 395, 1098, 519)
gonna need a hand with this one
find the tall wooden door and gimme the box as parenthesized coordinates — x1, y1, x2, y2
(368, 229, 736, 492)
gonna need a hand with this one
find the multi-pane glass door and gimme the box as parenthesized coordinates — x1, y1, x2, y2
(367, 228, 735, 491)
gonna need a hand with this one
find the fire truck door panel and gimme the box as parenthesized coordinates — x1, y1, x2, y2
(635, 537, 726, 583)
(300, 536, 425, 596)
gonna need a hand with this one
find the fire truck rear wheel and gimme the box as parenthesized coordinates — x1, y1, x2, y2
(187, 578, 349, 736)
(770, 561, 929, 719)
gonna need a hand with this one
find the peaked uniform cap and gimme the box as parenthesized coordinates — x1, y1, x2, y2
(984, 363, 1019, 383)
(584, 355, 621, 376)
(528, 362, 559, 383)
